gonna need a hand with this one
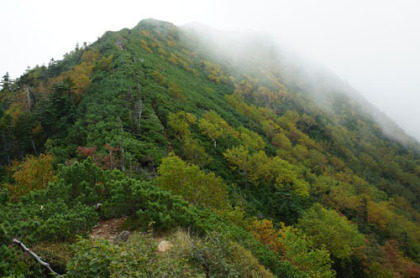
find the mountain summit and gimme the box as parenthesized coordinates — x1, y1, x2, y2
(0, 19, 419, 277)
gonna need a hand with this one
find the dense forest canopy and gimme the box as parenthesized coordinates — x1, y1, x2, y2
(0, 19, 419, 277)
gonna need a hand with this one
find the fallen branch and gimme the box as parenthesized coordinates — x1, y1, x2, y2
(12, 238, 62, 277)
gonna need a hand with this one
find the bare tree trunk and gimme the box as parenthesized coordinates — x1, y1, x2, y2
(137, 81, 141, 93)
(30, 136, 38, 155)
(135, 99, 143, 131)
(24, 87, 31, 110)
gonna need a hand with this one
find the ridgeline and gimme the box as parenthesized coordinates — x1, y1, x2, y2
(0, 19, 419, 277)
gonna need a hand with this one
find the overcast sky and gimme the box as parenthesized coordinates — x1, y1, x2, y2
(1, 0, 419, 140)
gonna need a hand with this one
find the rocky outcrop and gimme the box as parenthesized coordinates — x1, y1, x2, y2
(113, 230, 130, 245)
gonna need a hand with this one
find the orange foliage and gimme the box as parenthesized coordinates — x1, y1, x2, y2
(249, 219, 281, 253)
(31, 124, 42, 134)
(77, 146, 97, 159)
(44, 49, 103, 96)
(378, 240, 420, 277)
(7, 153, 56, 201)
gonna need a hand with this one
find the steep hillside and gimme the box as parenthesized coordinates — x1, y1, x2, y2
(0, 19, 419, 277)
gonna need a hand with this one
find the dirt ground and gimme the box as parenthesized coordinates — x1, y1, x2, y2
(89, 217, 127, 242)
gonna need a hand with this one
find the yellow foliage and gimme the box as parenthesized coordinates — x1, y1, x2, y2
(167, 81, 186, 102)
(151, 71, 166, 85)
(168, 53, 179, 64)
(229, 241, 275, 278)
(69, 62, 94, 94)
(81, 49, 101, 64)
(96, 55, 113, 71)
(141, 30, 152, 38)
(238, 127, 266, 151)
(158, 47, 168, 57)
(4, 103, 24, 123)
(224, 145, 250, 176)
(271, 133, 292, 151)
(140, 40, 153, 53)
(157, 153, 229, 211)
(59, 49, 103, 94)
(168, 111, 196, 137)
(325, 184, 362, 211)
(367, 200, 392, 230)
(252, 86, 279, 108)
(166, 38, 178, 48)
(198, 111, 238, 147)
(168, 51, 195, 73)
(201, 60, 228, 84)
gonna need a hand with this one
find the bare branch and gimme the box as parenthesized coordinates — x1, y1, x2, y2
(12, 238, 62, 277)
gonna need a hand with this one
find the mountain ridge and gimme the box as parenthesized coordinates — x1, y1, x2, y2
(0, 18, 419, 277)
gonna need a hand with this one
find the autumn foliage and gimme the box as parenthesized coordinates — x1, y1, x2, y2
(6, 153, 56, 201)
(249, 219, 281, 252)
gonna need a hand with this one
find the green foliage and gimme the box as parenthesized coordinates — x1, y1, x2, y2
(278, 224, 335, 278)
(190, 231, 274, 277)
(297, 203, 365, 262)
(0, 197, 98, 244)
(103, 176, 197, 231)
(41, 79, 78, 137)
(0, 224, 25, 277)
(247, 186, 310, 225)
(66, 237, 118, 277)
(180, 137, 213, 167)
(30, 242, 72, 275)
(54, 158, 112, 205)
(224, 146, 310, 196)
(156, 153, 229, 211)
(67, 231, 275, 278)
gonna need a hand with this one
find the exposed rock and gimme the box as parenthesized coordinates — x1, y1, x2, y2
(114, 230, 130, 245)
(90, 217, 127, 242)
(157, 240, 171, 252)
(115, 39, 126, 50)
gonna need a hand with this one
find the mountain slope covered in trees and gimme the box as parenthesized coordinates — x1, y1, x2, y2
(0, 19, 419, 277)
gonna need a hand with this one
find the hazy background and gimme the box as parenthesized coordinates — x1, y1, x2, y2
(1, 0, 419, 140)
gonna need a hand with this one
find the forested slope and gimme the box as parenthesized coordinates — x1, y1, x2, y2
(0, 19, 419, 277)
